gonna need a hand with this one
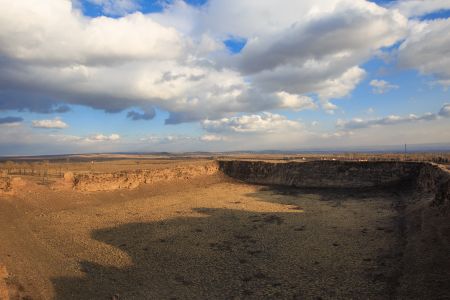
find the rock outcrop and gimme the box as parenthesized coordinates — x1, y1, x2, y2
(219, 160, 450, 206)
(219, 160, 423, 188)
(72, 162, 219, 192)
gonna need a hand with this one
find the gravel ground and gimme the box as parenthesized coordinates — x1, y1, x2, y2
(0, 172, 413, 299)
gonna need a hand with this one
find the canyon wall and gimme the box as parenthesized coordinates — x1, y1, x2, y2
(219, 160, 424, 188)
(219, 160, 450, 206)
(3, 159, 448, 204)
(71, 162, 219, 192)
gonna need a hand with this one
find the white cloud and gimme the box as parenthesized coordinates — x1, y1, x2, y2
(321, 130, 354, 139)
(0, 3, 183, 65)
(337, 104, 450, 130)
(202, 112, 302, 134)
(199, 134, 224, 142)
(49, 133, 123, 143)
(139, 135, 196, 144)
(321, 101, 338, 114)
(140, 134, 225, 143)
(51, 134, 84, 142)
(370, 79, 399, 94)
(276, 92, 317, 111)
(229, 1, 405, 103)
(32, 117, 69, 129)
(392, 0, 450, 18)
(86, 133, 120, 142)
(398, 19, 450, 87)
(0, 0, 409, 122)
(316, 67, 367, 101)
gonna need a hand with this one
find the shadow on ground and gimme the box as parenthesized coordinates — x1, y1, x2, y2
(52, 187, 404, 299)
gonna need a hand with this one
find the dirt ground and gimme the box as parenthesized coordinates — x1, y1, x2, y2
(0, 164, 416, 299)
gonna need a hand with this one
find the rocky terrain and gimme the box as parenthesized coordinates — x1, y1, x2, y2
(219, 160, 446, 189)
(219, 160, 450, 299)
(70, 162, 219, 192)
(0, 158, 449, 299)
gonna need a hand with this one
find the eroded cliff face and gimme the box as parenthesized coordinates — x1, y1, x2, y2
(219, 160, 450, 206)
(219, 160, 424, 188)
(71, 162, 219, 192)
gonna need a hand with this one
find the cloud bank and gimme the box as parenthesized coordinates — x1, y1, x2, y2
(337, 104, 450, 130)
(0, 0, 409, 122)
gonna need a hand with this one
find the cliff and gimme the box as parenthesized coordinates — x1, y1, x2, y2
(71, 162, 219, 192)
(218, 160, 424, 188)
(219, 160, 450, 206)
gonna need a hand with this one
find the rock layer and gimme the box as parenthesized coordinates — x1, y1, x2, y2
(219, 160, 450, 205)
(71, 162, 219, 192)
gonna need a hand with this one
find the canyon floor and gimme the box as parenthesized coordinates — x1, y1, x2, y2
(0, 159, 449, 299)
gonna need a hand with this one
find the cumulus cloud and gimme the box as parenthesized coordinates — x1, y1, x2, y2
(370, 79, 399, 94)
(398, 19, 450, 87)
(276, 92, 317, 111)
(202, 112, 302, 134)
(337, 104, 450, 130)
(0, 116, 23, 125)
(230, 1, 405, 104)
(392, 0, 450, 17)
(32, 118, 69, 129)
(0, 0, 409, 123)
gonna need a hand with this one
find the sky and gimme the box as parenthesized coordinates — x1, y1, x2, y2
(0, 0, 450, 155)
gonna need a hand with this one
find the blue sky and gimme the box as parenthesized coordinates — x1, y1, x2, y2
(0, 0, 450, 155)
(80, 0, 208, 16)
